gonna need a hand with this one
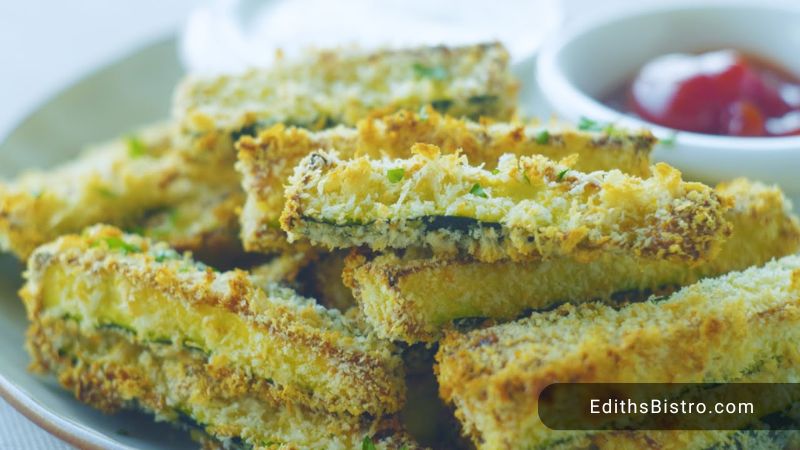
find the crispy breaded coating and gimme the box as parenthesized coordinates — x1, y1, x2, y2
(343, 179, 800, 342)
(236, 109, 655, 252)
(20, 225, 405, 417)
(282, 144, 730, 263)
(174, 43, 518, 164)
(0, 123, 193, 259)
(355, 110, 654, 176)
(435, 254, 800, 449)
(26, 318, 416, 450)
(0, 121, 247, 262)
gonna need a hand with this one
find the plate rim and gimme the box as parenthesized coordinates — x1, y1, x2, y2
(0, 374, 131, 450)
(0, 32, 175, 146)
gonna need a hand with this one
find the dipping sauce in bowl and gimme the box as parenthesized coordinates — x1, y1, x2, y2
(605, 50, 800, 137)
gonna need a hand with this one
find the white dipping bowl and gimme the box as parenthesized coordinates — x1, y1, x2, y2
(537, 1, 800, 196)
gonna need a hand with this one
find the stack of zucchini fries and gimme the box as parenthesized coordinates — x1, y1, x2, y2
(2, 41, 800, 450)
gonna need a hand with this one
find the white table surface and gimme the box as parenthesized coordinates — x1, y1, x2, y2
(0, 0, 666, 448)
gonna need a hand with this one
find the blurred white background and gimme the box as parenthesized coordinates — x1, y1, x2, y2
(0, 0, 666, 448)
(0, 0, 671, 140)
(0, 1, 195, 140)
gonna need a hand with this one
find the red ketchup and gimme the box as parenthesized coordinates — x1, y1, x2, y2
(616, 50, 800, 137)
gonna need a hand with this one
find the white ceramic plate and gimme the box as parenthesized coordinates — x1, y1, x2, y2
(0, 35, 546, 449)
(536, 1, 800, 200)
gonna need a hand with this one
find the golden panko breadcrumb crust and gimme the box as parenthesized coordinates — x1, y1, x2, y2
(435, 254, 800, 449)
(0, 123, 182, 259)
(236, 109, 655, 253)
(174, 42, 519, 175)
(281, 144, 731, 263)
(20, 225, 405, 417)
(0, 121, 247, 263)
(343, 178, 800, 342)
(26, 318, 417, 450)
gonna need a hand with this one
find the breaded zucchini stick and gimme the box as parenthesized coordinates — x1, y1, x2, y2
(27, 311, 415, 450)
(236, 109, 655, 252)
(20, 225, 404, 417)
(435, 254, 800, 449)
(344, 179, 800, 342)
(282, 144, 730, 263)
(0, 123, 194, 259)
(174, 43, 518, 163)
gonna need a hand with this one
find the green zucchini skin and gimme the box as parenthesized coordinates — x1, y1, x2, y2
(422, 216, 502, 233)
(299, 214, 505, 253)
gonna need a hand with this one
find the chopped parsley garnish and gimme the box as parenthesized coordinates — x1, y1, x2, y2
(578, 117, 620, 135)
(98, 236, 140, 254)
(387, 168, 405, 183)
(412, 63, 448, 80)
(125, 135, 146, 158)
(535, 130, 550, 145)
(153, 248, 180, 263)
(361, 436, 377, 450)
(490, 168, 500, 175)
(95, 186, 117, 198)
(469, 183, 488, 198)
(167, 208, 180, 226)
(660, 132, 679, 147)
(61, 312, 82, 322)
(556, 169, 570, 181)
(577, 116, 605, 132)
(126, 225, 145, 236)
(517, 160, 532, 185)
